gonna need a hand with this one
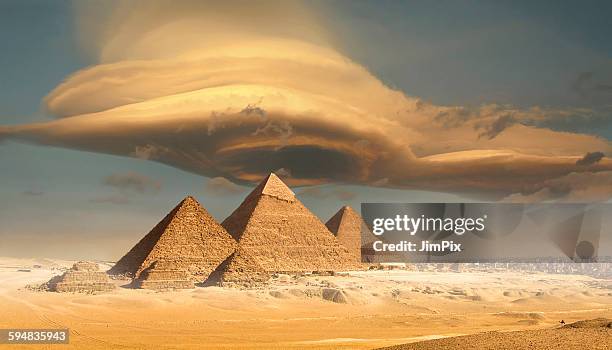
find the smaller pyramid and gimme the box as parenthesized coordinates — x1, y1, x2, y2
(132, 260, 194, 290)
(47, 261, 115, 293)
(326, 206, 377, 263)
(211, 249, 270, 288)
(108, 196, 237, 282)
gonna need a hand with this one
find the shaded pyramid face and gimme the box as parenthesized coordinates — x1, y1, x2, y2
(108, 196, 237, 282)
(221, 173, 357, 272)
(326, 206, 374, 262)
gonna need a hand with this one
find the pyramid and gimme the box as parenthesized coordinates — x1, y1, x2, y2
(210, 249, 270, 288)
(132, 260, 194, 290)
(48, 261, 115, 293)
(220, 173, 357, 274)
(108, 196, 237, 283)
(326, 206, 376, 262)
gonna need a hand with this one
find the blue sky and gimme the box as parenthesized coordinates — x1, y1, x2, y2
(0, 0, 610, 259)
(322, 1, 612, 116)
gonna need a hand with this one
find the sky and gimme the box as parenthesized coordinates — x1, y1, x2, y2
(0, 0, 610, 260)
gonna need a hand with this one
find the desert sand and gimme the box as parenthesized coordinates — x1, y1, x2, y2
(377, 319, 612, 350)
(1, 257, 610, 349)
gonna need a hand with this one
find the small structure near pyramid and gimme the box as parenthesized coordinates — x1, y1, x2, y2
(210, 249, 270, 288)
(220, 173, 357, 276)
(47, 261, 115, 293)
(131, 260, 194, 290)
(326, 206, 371, 262)
(108, 196, 237, 284)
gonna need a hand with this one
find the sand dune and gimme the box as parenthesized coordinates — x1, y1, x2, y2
(376, 319, 612, 350)
(0, 257, 611, 349)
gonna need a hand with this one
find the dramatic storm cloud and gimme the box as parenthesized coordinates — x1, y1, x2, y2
(1, 0, 610, 199)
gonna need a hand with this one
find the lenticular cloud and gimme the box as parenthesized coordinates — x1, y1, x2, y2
(1, 0, 611, 199)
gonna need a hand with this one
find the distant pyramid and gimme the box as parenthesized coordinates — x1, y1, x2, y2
(220, 173, 357, 274)
(108, 196, 237, 282)
(326, 206, 375, 262)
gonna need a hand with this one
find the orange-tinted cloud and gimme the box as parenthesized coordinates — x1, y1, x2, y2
(1, 1, 610, 200)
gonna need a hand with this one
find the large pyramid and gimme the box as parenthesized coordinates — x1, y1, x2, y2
(220, 173, 357, 273)
(326, 206, 374, 262)
(108, 196, 237, 282)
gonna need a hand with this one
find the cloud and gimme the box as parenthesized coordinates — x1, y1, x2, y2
(22, 190, 45, 196)
(333, 189, 356, 201)
(205, 177, 244, 195)
(576, 151, 605, 166)
(131, 144, 168, 160)
(572, 72, 612, 98)
(252, 120, 293, 149)
(0, 1, 610, 200)
(297, 187, 357, 201)
(371, 178, 389, 187)
(476, 114, 516, 139)
(502, 171, 612, 202)
(596, 84, 612, 92)
(274, 167, 292, 180)
(298, 187, 356, 201)
(102, 172, 161, 194)
(271, 167, 296, 187)
(240, 102, 266, 118)
(89, 194, 130, 205)
(572, 72, 594, 98)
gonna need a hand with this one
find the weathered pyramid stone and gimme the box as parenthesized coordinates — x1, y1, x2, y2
(132, 260, 194, 290)
(108, 196, 237, 283)
(326, 206, 370, 262)
(221, 173, 357, 274)
(48, 261, 115, 293)
(212, 249, 270, 288)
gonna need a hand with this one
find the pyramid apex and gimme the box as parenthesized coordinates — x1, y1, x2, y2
(335, 205, 357, 216)
(180, 196, 205, 208)
(183, 195, 198, 202)
(251, 172, 295, 201)
(265, 172, 285, 184)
